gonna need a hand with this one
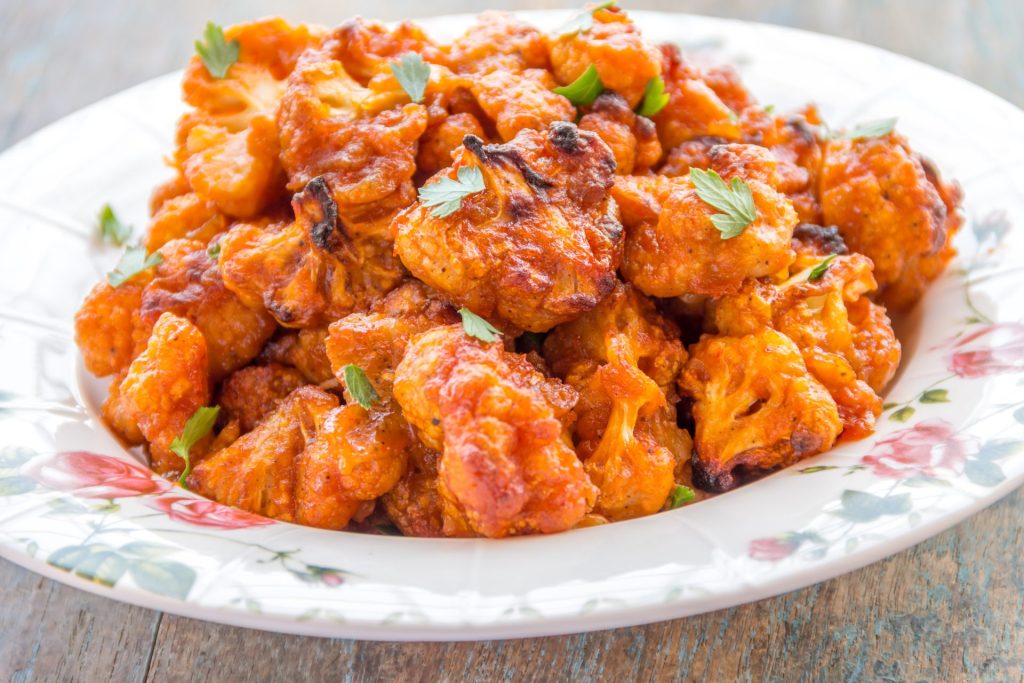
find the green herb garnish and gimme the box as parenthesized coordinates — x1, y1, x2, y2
(555, 0, 617, 36)
(207, 241, 221, 261)
(459, 308, 501, 343)
(637, 76, 669, 117)
(107, 246, 163, 288)
(669, 485, 696, 509)
(418, 165, 485, 218)
(553, 64, 604, 107)
(195, 22, 240, 80)
(342, 364, 380, 409)
(839, 117, 898, 141)
(98, 204, 132, 246)
(172, 406, 220, 487)
(389, 52, 431, 104)
(807, 254, 837, 281)
(689, 168, 757, 239)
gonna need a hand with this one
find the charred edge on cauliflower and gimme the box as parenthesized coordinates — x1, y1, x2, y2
(792, 224, 848, 255)
(297, 176, 343, 250)
(462, 134, 554, 193)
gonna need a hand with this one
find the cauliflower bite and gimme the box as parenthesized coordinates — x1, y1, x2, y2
(191, 385, 411, 529)
(145, 192, 229, 253)
(220, 177, 404, 327)
(467, 68, 574, 142)
(393, 123, 622, 332)
(549, 4, 662, 108)
(680, 329, 842, 492)
(105, 313, 210, 475)
(578, 92, 662, 175)
(261, 326, 334, 384)
(325, 281, 458, 398)
(651, 44, 742, 150)
(445, 11, 550, 74)
(820, 131, 963, 310)
(544, 283, 691, 520)
(617, 143, 798, 298)
(216, 363, 308, 432)
(329, 18, 445, 84)
(381, 443, 448, 537)
(416, 112, 487, 178)
(393, 325, 596, 537)
(710, 253, 901, 440)
(277, 28, 429, 239)
(141, 239, 276, 380)
(75, 278, 151, 378)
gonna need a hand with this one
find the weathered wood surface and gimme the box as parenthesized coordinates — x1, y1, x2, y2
(1, 1, 1022, 681)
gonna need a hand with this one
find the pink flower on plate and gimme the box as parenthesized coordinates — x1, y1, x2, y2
(861, 419, 973, 479)
(23, 451, 171, 499)
(946, 322, 1024, 378)
(148, 496, 274, 529)
(748, 537, 799, 561)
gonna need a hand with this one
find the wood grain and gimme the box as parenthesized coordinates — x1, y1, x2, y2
(1, 1, 1022, 681)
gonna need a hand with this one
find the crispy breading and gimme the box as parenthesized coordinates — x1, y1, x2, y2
(578, 92, 661, 175)
(75, 279, 151, 378)
(467, 68, 574, 142)
(416, 112, 487, 178)
(393, 123, 622, 332)
(445, 11, 549, 74)
(260, 327, 334, 384)
(216, 363, 308, 432)
(145, 192, 228, 253)
(394, 325, 595, 537)
(650, 44, 741, 150)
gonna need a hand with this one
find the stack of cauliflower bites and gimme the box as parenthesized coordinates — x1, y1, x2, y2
(75, 6, 961, 538)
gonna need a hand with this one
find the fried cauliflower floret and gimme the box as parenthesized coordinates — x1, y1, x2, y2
(106, 313, 210, 475)
(325, 281, 458, 398)
(578, 92, 661, 175)
(680, 329, 842, 492)
(790, 223, 848, 270)
(216, 363, 307, 433)
(220, 177, 403, 327)
(141, 239, 276, 380)
(446, 11, 550, 74)
(75, 278, 151, 378)
(191, 385, 411, 529)
(544, 283, 690, 520)
(261, 327, 334, 384)
(416, 112, 487, 178)
(820, 131, 963, 310)
(657, 135, 726, 178)
(393, 325, 596, 537)
(618, 143, 798, 298)
(468, 68, 574, 142)
(277, 32, 428, 239)
(145, 192, 228, 253)
(549, 5, 661, 108)
(699, 63, 756, 114)
(381, 443, 447, 537)
(711, 253, 901, 439)
(393, 123, 622, 332)
(329, 18, 445, 84)
(651, 44, 741, 150)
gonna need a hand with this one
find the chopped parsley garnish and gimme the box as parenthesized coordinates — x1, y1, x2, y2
(107, 246, 163, 288)
(553, 64, 604, 107)
(418, 165, 485, 218)
(669, 485, 696, 509)
(172, 406, 220, 487)
(98, 204, 132, 246)
(342, 364, 380, 409)
(807, 254, 837, 281)
(207, 241, 221, 261)
(195, 22, 240, 80)
(390, 52, 431, 104)
(839, 117, 898, 141)
(637, 76, 669, 117)
(555, 0, 617, 36)
(459, 308, 501, 343)
(689, 168, 758, 239)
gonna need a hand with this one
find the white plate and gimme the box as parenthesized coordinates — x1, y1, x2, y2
(1, 11, 1023, 641)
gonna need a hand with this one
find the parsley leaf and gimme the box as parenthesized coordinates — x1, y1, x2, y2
(97, 204, 132, 246)
(689, 168, 758, 239)
(207, 241, 221, 261)
(459, 308, 502, 343)
(839, 117, 898, 141)
(195, 22, 240, 80)
(553, 64, 604, 107)
(807, 254, 837, 281)
(669, 485, 696, 509)
(555, 0, 617, 36)
(172, 406, 220, 487)
(342, 364, 380, 409)
(107, 246, 163, 288)
(637, 76, 669, 117)
(764, 104, 776, 115)
(418, 165, 485, 218)
(390, 52, 431, 104)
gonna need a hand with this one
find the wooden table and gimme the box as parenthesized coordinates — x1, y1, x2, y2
(2, 2, 1022, 680)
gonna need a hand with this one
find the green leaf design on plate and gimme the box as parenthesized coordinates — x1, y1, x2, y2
(0, 446, 35, 469)
(976, 439, 1024, 462)
(836, 489, 912, 522)
(48, 545, 95, 572)
(129, 559, 196, 601)
(120, 541, 178, 559)
(964, 458, 1006, 487)
(74, 550, 129, 587)
(46, 498, 90, 515)
(919, 389, 949, 404)
(797, 465, 839, 474)
(0, 475, 36, 496)
(889, 406, 915, 422)
(1014, 405, 1024, 425)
